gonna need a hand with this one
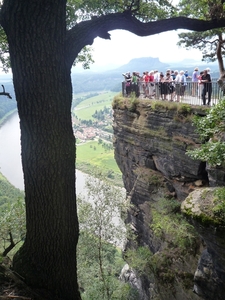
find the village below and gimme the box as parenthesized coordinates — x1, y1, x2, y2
(71, 91, 122, 185)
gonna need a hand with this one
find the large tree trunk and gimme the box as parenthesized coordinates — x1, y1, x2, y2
(1, 1, 81, 299)
(216, 33, 225, 94)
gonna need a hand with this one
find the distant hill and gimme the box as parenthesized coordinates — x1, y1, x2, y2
(71, 56, 220, 94)
(0, 58, 219, 97)
(114, 57, 169, 73)
(166, 59, 218, 76)
(71, 56, 171, 93)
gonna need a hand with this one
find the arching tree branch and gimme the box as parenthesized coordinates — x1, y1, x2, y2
(65, 12, 225, 67)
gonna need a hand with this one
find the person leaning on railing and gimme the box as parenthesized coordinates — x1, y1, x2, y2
(122, 72, 132, 96)
(200, 69, 212, 105)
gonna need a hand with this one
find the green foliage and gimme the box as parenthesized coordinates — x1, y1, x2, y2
(77, 174, 131, 299)
(0, 198, 25, 257)
(178, 29, 225, 63)
(0, 173, 24, 208)
(177, 0, 225, 63)
(67, 0, 176, 22)
(213, 187, 225, 221)
(113, 92, 140, 112)
(92, 106, 112, 121)
(187, 99, 225, 166)
(0, 173, 25, 257)
(73, 46, 95, 69)
(78, 232, 135, 300)
(112, 94, 126, 109)
(177, 103, 192, 115)
(178, 0, 225, 20)
(188, 142, 225, 166)
(78, 174, 127, 245)
(125, 246, 153, 274)
(126, 197, 199, 291)
(0, 26, 10, 72)
(127, 93, 140, 112)
(151, 198, 197, 251)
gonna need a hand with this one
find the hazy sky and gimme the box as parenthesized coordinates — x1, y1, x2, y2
(88, 0, 202, 69)
(89, 29, 203, 70)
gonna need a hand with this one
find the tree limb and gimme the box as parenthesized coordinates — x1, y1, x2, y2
(0, 84, 12, 99)
(2, 231, 17, 257)
(66, 12, 225, 66)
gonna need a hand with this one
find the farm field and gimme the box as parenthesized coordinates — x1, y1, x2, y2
(74, 91, 117, 120)
(76, 141, 122, 185)
(74, 91, 122, 185)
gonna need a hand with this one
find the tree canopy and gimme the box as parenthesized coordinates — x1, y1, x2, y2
(177, 0, 225, 82)
(1, 0, 225, 71)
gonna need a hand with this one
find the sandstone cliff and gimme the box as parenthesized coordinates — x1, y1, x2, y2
(113, 96, 225, 300)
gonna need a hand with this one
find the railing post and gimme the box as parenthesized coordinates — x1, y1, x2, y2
(122, 81, 125, 97)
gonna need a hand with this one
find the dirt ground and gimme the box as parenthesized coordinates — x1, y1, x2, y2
(0, 264, 60, 300)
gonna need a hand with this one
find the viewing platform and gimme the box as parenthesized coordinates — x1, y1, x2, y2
(122, 79, 223, 106)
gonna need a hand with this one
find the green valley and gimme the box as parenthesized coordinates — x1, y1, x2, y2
(72, 91, 122, 186)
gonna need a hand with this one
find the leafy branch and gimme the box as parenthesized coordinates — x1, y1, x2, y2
(187, 99, 225, 166)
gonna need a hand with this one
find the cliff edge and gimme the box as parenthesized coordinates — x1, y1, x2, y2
(113, 96, 225, 300)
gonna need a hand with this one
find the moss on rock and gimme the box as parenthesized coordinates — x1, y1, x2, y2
(181, 187, 225, 226)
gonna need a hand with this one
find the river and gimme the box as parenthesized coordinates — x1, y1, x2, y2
(0, 112, 86, 193)
(0, 112, 125, 247)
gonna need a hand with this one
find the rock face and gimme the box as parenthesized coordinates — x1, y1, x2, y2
(113, 99, 225, 300)
(182, 188, 225, 300)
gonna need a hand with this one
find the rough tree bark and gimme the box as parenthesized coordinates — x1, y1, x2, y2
(216, 33, 225, 92)
(1, 0, 225, 299)
(1, 1, 80, 299)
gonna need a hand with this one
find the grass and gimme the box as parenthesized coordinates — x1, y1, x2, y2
(74, 91, 117, 120)
(76, 140, 122, 185)
(76, 140, 119, 172)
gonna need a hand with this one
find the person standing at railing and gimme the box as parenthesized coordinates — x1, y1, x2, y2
(201, 69, 212, 105)
(131, 71, 140, 97)
(122, 72, 132, 96)
(143, 71, 150, 98)
(149, 70, 155, 99)
(154, 70, 160, 99)
(174, 70, 186, 102)
(164, 71, 173, 101)
(172, 70, 179, 101)
(192, 67, 199, 97)
(159, 73, 165, 100)
(180, 70, 187, 98)
(140, 72, 146, 95)
(197, 71, 204, 99)
(170, 70, 176, 101)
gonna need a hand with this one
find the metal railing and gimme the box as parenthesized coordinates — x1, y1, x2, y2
(122, 79, 224, 106)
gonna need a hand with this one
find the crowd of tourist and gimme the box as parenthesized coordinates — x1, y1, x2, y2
(122, 67, 212, 105)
